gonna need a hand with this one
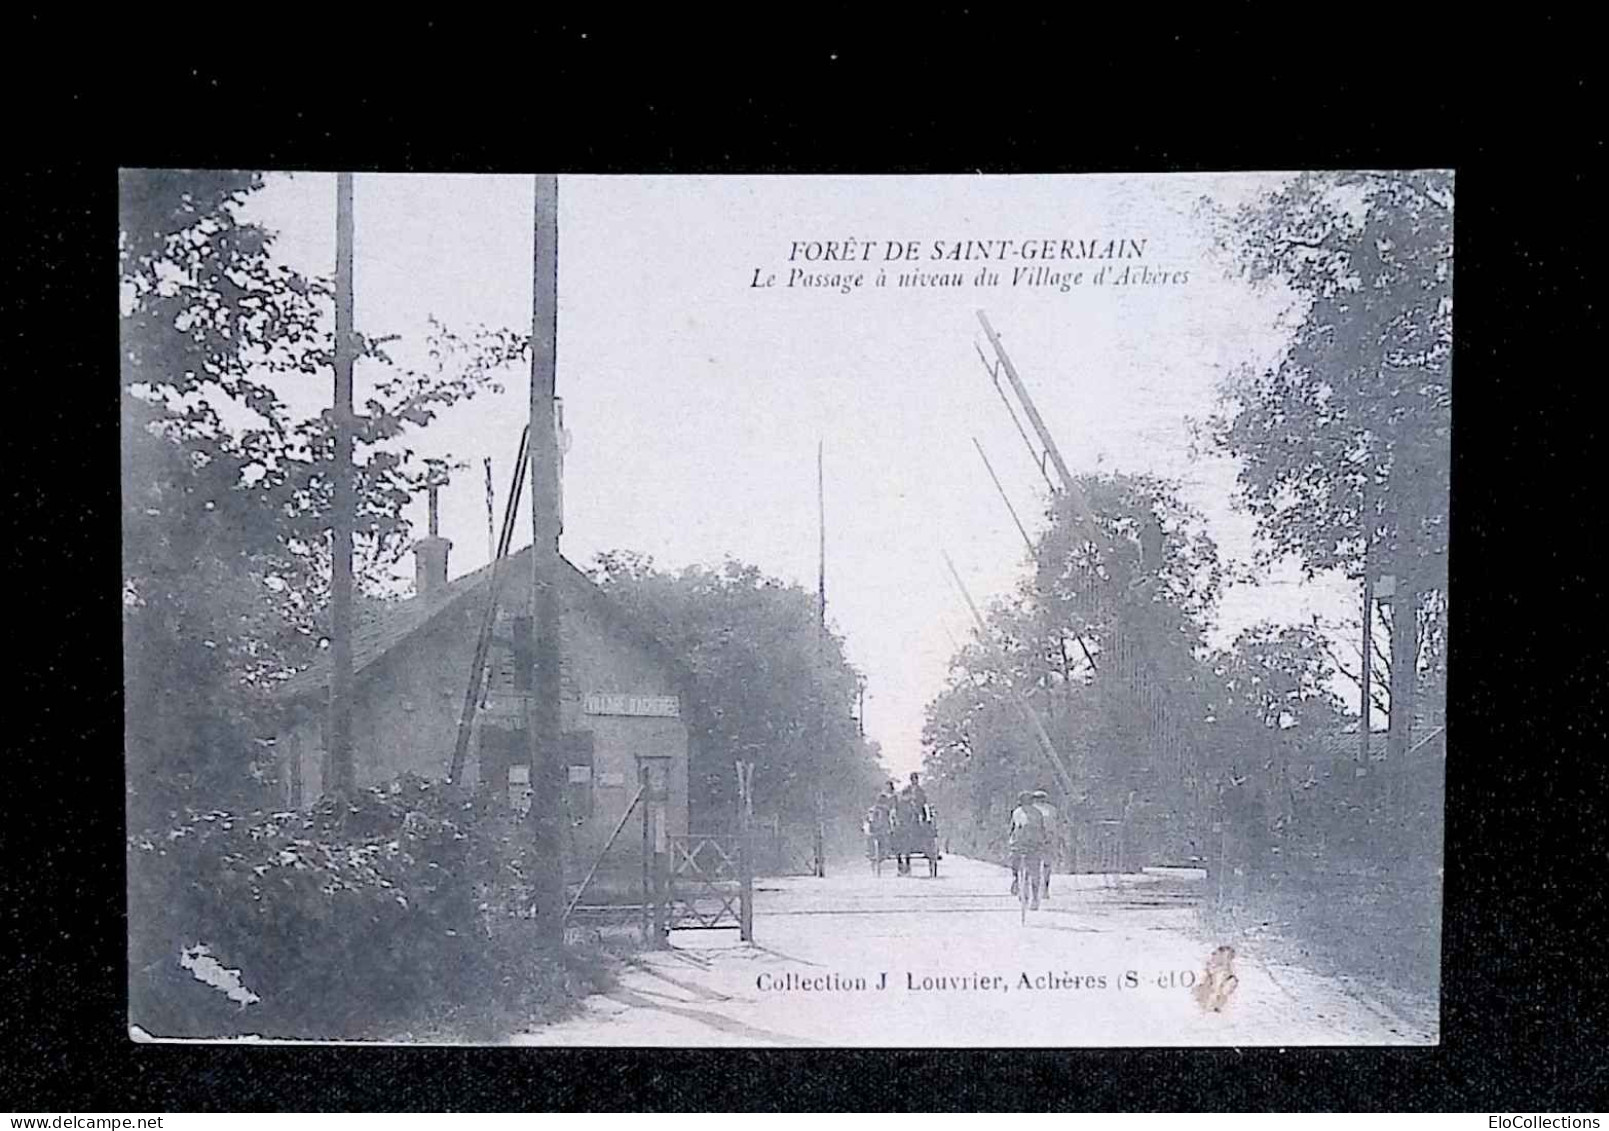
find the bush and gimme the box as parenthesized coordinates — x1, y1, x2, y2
(128, 775, 608, 1040)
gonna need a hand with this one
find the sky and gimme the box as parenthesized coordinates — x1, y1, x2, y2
(244, 173, 1359, 775)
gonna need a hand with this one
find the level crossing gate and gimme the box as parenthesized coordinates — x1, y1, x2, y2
(663, 833, 753, 940)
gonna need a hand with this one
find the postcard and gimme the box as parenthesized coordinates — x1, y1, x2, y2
(122, 170, 1450, 1046)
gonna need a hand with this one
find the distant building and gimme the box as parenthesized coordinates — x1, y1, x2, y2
(271, 539, 691, 887)
(1315, 715, 1447, 776)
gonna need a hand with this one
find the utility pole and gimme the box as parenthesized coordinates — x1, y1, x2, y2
(484, 456, 496, 565)
(814, 440, 827, 878)
(528, 175, 566, 943)
(327, 172, 356, 795)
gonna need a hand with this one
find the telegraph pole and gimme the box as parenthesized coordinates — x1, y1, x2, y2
(327, 172, 356, 794)
(529, 175, 566, 943)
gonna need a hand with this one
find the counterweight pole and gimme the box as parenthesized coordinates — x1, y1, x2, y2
(976, 310, 1091, 523)
(973, 437, 1034, 553)
(941, 549, 1076, 801)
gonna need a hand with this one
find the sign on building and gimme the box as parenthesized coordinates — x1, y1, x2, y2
(583, 693, 680, 718)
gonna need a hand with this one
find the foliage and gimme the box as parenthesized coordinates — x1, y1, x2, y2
(1202, 170, 1452, 756)
(925, 475, 1221, 805)
(1203, 171, 1452, 588)
(120, 170, 522, 826)
(923, 473, 1352, 865)
(127, 775, 607, 1040)
(588, 552, 883, 827)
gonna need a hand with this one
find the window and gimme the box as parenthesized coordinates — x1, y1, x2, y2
(562, 731, 596, 824)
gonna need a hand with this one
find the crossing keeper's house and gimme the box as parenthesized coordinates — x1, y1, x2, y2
(270, 539, 691, 888)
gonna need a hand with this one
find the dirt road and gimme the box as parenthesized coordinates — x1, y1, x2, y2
(517, 855, 1437, 1047)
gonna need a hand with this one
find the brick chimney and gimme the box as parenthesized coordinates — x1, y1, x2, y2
(414, 483, 452, 598)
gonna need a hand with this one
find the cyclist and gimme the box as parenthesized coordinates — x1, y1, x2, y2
(1008, 790, 1049, 910)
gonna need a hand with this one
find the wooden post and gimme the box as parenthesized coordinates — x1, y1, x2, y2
(327, 172, 356, 794)
(652, 850, 669, 945)
(640, 755, 671, 946)
(640, 763, 652, 945)
(736, 761, 755, 942)
(1360, 567, 1374, 773)
(528, 174, 566, 944)
(814, 441, 827, 878)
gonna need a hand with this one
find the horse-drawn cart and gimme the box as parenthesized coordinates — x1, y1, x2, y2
(891, 804, 941, 877)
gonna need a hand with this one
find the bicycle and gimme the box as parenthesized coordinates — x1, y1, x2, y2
(1012, 851, 1042, 924)
(1018, 856, 1031, 923)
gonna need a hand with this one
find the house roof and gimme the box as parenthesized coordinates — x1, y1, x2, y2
(1315, 718, 1447, 762)
(272, 547, 682, 707)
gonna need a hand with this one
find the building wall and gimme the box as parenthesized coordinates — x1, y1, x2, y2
(482, 581, 690, 887)
(355, 602, 484, 788)
(279, 576, 689, 894)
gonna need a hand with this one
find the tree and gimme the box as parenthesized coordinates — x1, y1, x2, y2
(923, 473, 1228, 862)
(1200, 622, 1348, 830)
(589, 552, 883, 831)
(1206, 171, 1453, 760)
(120, 170, 519, 826)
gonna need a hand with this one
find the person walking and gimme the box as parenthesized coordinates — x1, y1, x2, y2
(893, 774, 928, 875)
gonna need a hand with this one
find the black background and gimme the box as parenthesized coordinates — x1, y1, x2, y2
(8, 12, 1604, 1112)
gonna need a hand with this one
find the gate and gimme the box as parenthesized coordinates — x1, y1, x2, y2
(752, 816, 820, 877)
(664, 833, 753, 939)
(1079, 817, 1127, 883)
